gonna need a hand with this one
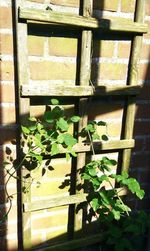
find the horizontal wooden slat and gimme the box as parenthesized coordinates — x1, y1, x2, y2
(19, 8, 148, 34)
(23, 194, 87, 212)
(23, 188, 127, 212)
(33, 232, 104, 251)
(20, 84, 142, 97)
(23, 140, 135, 155)
(71, 139, 135, 152)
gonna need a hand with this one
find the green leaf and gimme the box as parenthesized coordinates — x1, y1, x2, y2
(121, 171, 129, 179)
(89, 168, 97, 177)
(43, 111, 54, 123)
(92, 133, 100, 140)
(51, 99, 59, 105)
(92, 179, 101, 189)
(35, 155, 43, 163)
(135, 188, 145, 199)
(52, 106, 64, 119)
(91, 198, 99, 211)
(34, 133, 44, 149)
(115, 200, 131, 214)
(102, 157, 116, 166)
(64, 133, 77, 146)
(56, 118, 69, 132)
(85, 124, 95, 133)
(57, 134, 64, 144)
(99, 174, 109, 182)
(121, 177, 145, 199)
(70, 116, 80, 123)
(21, 126, 30, 135)
(99, 191, 111, 206)
(29, 124, 36, 131)
(82, 173, 91, 180)
(28, 117, 37, 122)
(51, 143, 59, 156)
(112, 209, 121, 220)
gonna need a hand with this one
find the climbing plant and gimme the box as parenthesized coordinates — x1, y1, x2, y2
(2, 99, 150, 251)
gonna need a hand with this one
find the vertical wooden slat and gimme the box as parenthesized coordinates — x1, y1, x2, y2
(74, 0, 93, 236)
(17, 17, 32, 250)
(122, 0, 145, 172)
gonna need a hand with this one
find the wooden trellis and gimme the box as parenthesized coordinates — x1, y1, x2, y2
(16, 0, 147, 250)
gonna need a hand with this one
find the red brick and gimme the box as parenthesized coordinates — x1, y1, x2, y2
(137, 85, 150, 100)
(146, 0, 150, 16)
(139, 169, 150, 183)
(93, 0, 118, 12)
(136, 198, 150, 210)
(139, 63, 150, 81)
(0, 84, 15, 103)
(0, 7, 12, 29)
(131, 154, 149, 168)
(0, 106, 16, 125)
(0, 238, 7, 250)
(93, 40, 115, 58)
(29, 0, 44, 2)
(88, 102, 123, 120)
(145, 138, 150, 150)
(91, 62, 127, 81)
(134, 121, 150, 135)
(142, 184, 150, 197)
(0, 127, 16, 145)
(135, 104, 150, 119)
(134, 138, 144, 151)
(30, 61, 76, 80)
(50, 0, 79, 7)
(0, 34, 13, 55)
(49, 37, 78, 57)
(0, 61, 14, 81)
(140, 44, 150, 60)
(28, 35, 44, 56)
(143, 20, 150, 39)
(118, 42, 131, 58)
(121, 0, 136, 13)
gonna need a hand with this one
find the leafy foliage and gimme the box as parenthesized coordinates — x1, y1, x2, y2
(21, 99, 80, 166)
(105, 211, 150, 251)
(3, 98, 149, 251)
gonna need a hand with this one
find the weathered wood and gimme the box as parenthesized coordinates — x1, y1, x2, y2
(74, 0, 93, 235)
(80, 31, 92, 85)
(23, 194, 88, 212)
(23, 187, 127, 213)
(20, 84, 142, 97)
(17, 19, 32, 249)
(74, 139, 135, 152)
(23, 139, 135, 156)
(122, 0, 145, 172)
(32, 233, 104, 251)
(79, 0, 93, 85)
(19, 8, 148, 34)
(62, 139, 135, 153)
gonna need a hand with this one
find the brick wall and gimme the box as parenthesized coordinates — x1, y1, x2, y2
(0, 0, 150, 250)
